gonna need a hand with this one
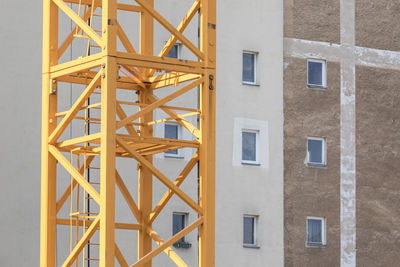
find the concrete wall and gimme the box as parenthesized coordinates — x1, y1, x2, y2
(0, 0, 284, 266)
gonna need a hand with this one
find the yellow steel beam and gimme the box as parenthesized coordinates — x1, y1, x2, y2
(148, 153, 199, 224)
(148, 229, 188, 267)
(117, 77, 203, 130)
(116, 52, 204, 74)
(56, 133, 102, 149)
(52, 0, 103, 47)
(135, 0, 204, 60)
(131, 218, 203, 267)
(116, 136, 202, 215)
(116, 170, 141, 222)
(61, 215, 100, 267)
(49, 145, 101, 204)
(199, 1, 216, 266)
(115, 243, 129, 267)
(63, 0, 142, 12)
(147, 94, 201, 138)
(50, 53, 103, 79)
(40, 0, 58, 265)
(56, 218, 141, 230)
(49, 71, 101, 144)
(58, 4, 98, 59)
(56, 155, 95, 214)
(117, 22, 138, 54)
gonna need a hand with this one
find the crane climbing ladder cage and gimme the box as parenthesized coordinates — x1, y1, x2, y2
(40, 0, 216, 266)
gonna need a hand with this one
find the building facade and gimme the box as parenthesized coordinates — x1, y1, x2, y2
(0, 0, 284, 266)
(284, 0, 400, 266)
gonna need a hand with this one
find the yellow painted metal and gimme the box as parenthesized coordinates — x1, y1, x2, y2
(41, 0, 216, 265)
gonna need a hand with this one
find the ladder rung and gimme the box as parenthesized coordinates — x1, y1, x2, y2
(87, 243, 100, 246)
(94, 29, 102, 33)
(73, 34, 89, 39)
(93, 14, 102, 17)
(85, 258, 99, 261)
(89, 182, 100, 185)
(88, 167, 100, 170)
(89, 45, 101, 48)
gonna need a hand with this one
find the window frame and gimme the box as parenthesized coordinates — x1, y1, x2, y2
(306, 216, 326, 246)
(241, 129, 260, 165)
(307, 137, 326, 166)
(164, 122, 183, 158)
(242, 51, 258, 85)
(243, 215, 258, 247)
(166, 43, 181, 59)
(307, 59, 327, 88)
(172, 212, 188, 243)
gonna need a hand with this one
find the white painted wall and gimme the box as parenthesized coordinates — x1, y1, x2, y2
(0, 0, 284, 266)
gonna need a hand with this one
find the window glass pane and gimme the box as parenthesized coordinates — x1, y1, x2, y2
(165, 124, 178, 155)
(308, 61, 323, 86)
(242, 131, 257, 162)
(307, 219, 322, 244)
(167, 45, 178, 59)
(308, 139, 323, 164)
(243, 53, 255, 83)
(243, 217, 254, 244)
(173, 214, 185, 242)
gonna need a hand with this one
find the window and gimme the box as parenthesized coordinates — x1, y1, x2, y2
(164, 123, 180, 156)
(242, 130, 259, 164)
(173, 213, 191, 248)
(307, 137, 326, 166)
(307, 217, 326, 246)
(307, 59, 327, 88)
(242, 52, 257, 84)
(167, 44, 180, 59)
(243, 215, 257, 247)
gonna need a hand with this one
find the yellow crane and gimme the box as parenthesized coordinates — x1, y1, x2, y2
(40, 0, 216, 266)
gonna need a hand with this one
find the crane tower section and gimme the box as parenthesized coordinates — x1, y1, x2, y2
(40, 0, 216, 266)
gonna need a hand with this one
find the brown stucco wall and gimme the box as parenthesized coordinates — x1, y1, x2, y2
(356, 0, 400, 51)
(284, 57, 341, 267)
(356, 66, 400, 267)
(284, 0, 340, 44)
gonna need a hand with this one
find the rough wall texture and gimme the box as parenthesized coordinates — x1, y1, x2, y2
(356, 66, 400, 267)
(284, 0, 340, 44)
(356, 0, 400, 51)
(284, 57, 341, 267)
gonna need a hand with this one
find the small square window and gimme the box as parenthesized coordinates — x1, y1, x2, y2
(242, 130, 259, 164)
(307, 217, 326, 246)
(167, 44, 180, 59)
(165, 123, 180, 156)
(307, 59, 326, 88)
(243, 52, 257, 84)
(173, 213, 187, 243)
(307, 137, 326, 166)
(243, 215, 257, 246)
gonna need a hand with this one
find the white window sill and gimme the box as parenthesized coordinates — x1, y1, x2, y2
(306, 243, 326, 248)
(307, 162, 327, 168)
(243, 244, 260, 249)
(164, 154, 184, 159)
(242, 81, 260, 87)
(307, 84, 327, 90)
(241, 161, 260, 166)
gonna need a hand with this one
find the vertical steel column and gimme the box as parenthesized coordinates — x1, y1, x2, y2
(138, 1, 154, 266)
(99, 0, 117, 266)
(199, 0, 216, 266)
(40, 0, 58, 265)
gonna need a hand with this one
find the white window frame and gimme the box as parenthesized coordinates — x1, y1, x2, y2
(172, 212, 188, 242)
(243, 215, 258, 247)
(307, 59, 327, 88)
(241, 129, 260, 165)
(164, 122, 183, 158)
(242, 51, 257, 85)
(306, 216, 326, 246)
(307, 137, 326, 166)
(166, 43, 181, 59)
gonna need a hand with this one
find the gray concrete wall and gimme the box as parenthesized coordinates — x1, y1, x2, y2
(0, 0, 284, 266)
